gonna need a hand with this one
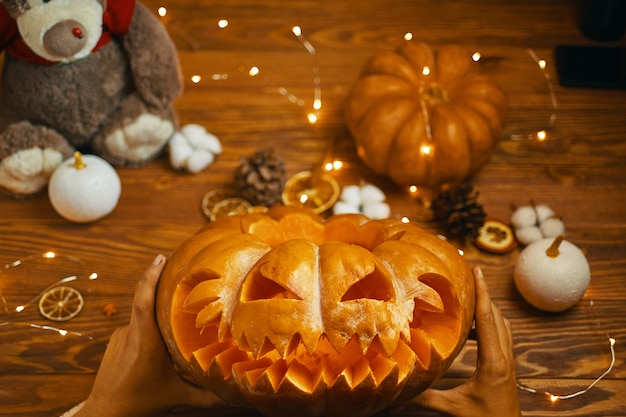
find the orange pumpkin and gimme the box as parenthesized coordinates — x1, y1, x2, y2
(345, 41, 507, 189)
(156, 206, 475, 417)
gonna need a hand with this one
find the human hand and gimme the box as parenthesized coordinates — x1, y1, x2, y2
(74, 254, 225, 417)
(406, 266, 521, 417)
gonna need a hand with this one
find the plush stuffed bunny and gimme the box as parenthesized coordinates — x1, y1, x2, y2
(0, 0, 220, 197)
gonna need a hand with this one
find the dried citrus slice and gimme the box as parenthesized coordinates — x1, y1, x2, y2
(38, 286, 84, 322)
(281, 171, 340, 214)
(475, 219, 517, 253)
(201, 188, 236, 220)
(210, 197, 252, 221)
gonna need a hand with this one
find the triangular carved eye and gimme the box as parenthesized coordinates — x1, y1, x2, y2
(242, 272, 302, 301)
(341, 269, 394, 302)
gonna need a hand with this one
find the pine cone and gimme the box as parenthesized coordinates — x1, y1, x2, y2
(432, 183, 486, 238)
(234, 148, 286, 207)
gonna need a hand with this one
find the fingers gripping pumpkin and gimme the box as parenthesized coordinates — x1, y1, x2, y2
(156, 207, 475, 417)
(345, 41, 507, 188)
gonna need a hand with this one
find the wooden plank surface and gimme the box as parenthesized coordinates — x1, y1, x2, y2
(1, 0, 625, 416)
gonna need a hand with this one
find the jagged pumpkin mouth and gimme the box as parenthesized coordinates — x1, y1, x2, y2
(168, 213, 463, 393)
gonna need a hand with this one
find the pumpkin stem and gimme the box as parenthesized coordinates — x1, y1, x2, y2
(73, 152, 87, 170)
(423, 83, 448, 105)
(545, 234, 565, 258)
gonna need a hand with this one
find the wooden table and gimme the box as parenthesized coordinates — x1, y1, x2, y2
(1, 1, 625, 416)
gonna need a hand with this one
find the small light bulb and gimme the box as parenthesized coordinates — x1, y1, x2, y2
(307, 112, 318, 124)
(158, 7, 167, 17)
(332, 160, 344, 170)
(401, 217, 410, 224)
(610, 337, 616, 346)
(59, 329, 68, 337)
(422, 66, 431, 76)
(292, 26, 302, 36)
(536, 130, 547, 141)
(324, 162, 334, 172)
(550, 395, 559, 403)
(15, 305, 25, 313)
(404, 32, 413, 41)
(313, 99, 322, 110)
(299, 193, 309, 204)
(472, 52, 482, 62)
(538, 59, 547, 70)
(191, 75, 202, 84)
(89, 272, 98, 280)
(44, 252, 56, 259)
(249, 66, 260, 77)
(218, 19, 229, 29)
(420, 143, 433, 155)
(409, 185, 418, 194)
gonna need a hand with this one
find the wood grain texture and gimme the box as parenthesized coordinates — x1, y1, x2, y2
(1, 0, 625, 416)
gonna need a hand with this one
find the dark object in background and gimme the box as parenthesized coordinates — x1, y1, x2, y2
(578, 0, 626, 41)
(554, 44, 626, 89)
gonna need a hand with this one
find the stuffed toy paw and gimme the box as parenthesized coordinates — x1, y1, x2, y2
(0, 0, 212, 197)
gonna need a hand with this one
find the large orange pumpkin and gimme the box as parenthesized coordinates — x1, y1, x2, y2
(345, 41, 507, 189)
(156, 206, 475, 417)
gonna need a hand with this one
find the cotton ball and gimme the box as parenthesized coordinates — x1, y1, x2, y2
(515, 226, 544, 246)
(534, 204, 556, 223)
(540, 217, 566, 238)
(510, 206, 537, 228)
(363, 201, 390, 219)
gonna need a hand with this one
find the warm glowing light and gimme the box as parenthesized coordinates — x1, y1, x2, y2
(472, 52, 482, 62)
(313, 98, 322, 110)
(248, 66, 260, 77)
(401, 217, 410, 224)
(536, 130, 547, 141)
(299, 193, 309, 204)
(610, 337, 616, 346)
(420, 143, 433, 155)
(538, 59, 547, 70)
(332, 160, 344, 170)
(324, 162, 334, 171)
(191, 75, 202, 84)
(458, 249, 465, 256)
(89, 272, 98, 280)
(409, 185, 418, 194)
(157, 7, 167, 17)
(44, 252, 56, 259)
(59, 329, 68, 336)
(212, 73, 228, 80)
(422, 66, 431, 76)
(404, 32, 413, 41)
(218, 19, 229, 29)
(292, 26, 302, 36)
(307, 112, 318, 124)
(15, 305, 25, 313)
(550, 395, 559, 403)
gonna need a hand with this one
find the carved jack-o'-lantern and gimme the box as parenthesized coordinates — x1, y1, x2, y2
(156, 207, 475, 417)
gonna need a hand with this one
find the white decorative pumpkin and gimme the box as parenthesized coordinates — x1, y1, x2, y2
(514, 235, 590, 312)
(48, 152, 122, 223)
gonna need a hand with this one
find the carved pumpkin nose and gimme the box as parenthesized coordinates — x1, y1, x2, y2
(72, 27, 84, 39)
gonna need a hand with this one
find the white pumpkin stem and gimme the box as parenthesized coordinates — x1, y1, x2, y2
(546, 234, 565, 258)
(73, 152, 87, 170)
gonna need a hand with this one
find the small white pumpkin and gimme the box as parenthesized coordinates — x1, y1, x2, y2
(48, 152, 122, 223)
(514, 235, 590, 312)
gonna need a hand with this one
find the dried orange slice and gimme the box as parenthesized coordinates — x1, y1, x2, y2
(210, 197, 252, 221)
(281, 171, 340, 214)
(38, 286, 84, 322)
(475, 219, 517, 253)
(201, 189, 237, 220)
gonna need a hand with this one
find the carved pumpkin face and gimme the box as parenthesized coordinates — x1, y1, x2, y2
(157, 207, 475, 417)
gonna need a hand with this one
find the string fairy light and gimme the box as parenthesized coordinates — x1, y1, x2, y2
(516, 335, 616, 402)
(0, 252, 99, 339)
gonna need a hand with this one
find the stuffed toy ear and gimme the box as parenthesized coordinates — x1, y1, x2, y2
(0, 3, 19, 53)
